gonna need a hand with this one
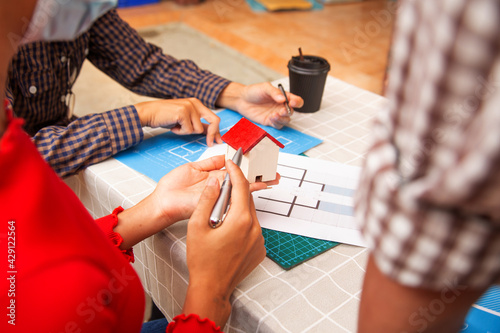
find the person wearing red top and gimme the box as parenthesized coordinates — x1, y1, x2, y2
(0, 1, 274, 332)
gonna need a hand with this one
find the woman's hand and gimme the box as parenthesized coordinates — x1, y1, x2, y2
(182, 158, 267, 328)
(113, 155, 279, 249)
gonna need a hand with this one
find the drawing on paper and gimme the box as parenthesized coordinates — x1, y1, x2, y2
(253, 153, 366, 247)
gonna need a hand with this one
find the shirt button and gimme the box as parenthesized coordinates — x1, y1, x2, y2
(29, 86, 37, 95)
(61, 56, 67, 63)
(84, 48, 89, 56)
(61, 95, 66, 103)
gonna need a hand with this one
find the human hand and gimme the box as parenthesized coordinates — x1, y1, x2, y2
(216, 82, 304, 129)
(182, 158, 267, 327)
(114, 155, 279, 249)
(154, 155, 279, 223)
(134, 98, 222, 146)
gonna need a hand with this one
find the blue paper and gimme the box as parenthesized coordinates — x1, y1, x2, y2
(463, 286, 500, 333)
(114, 109, 322, 182)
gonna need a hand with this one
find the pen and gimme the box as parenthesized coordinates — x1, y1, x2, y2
(278, 83, 292, 115)
(209, 148, 243, 228)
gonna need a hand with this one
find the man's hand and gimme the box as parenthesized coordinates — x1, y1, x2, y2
(135, 98, 222, 146)
(216, 82, 304, 129)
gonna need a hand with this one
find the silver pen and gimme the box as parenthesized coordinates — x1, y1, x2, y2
(278, 83, 292, 115)
(209, 148, 243, 228)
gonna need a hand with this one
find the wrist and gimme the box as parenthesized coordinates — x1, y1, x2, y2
(134, 102, 150, 127)
(215, 82, 245, 110)
(183, 281, 232, 328)
(113, 195, 165, 249)
(96, 207, 134, 262)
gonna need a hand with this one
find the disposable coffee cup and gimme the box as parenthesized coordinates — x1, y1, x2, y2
(288, 55, 330, 113)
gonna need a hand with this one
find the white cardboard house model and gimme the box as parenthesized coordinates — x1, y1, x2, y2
(222, 118, 284, 182)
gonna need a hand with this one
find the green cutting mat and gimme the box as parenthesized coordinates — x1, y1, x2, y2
(262, 228, 340, 270)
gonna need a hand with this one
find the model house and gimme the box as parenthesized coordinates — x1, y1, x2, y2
(222, 118, 284, 182)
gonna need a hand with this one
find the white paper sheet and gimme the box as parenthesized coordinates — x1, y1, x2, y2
(199, 146, 367, 247)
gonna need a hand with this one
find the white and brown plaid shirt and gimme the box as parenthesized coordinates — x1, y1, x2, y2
(355, 0, 500, 290)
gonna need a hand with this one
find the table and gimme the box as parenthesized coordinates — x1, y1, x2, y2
(65, 76, 387, 332)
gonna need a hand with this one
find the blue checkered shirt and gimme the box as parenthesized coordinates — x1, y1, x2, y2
(7, 9, 230, 177)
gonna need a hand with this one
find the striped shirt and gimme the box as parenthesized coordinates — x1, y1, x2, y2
(7, 9, 230, 177)
(355, 0, 500, 290)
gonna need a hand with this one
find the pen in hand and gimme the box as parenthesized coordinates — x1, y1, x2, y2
(209, 148, 243, 228)
(278, 83, 292, 115)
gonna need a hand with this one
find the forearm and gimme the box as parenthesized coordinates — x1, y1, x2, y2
(358, 254, 485, 333)
(215, 82, 245, 111)
(33, 106, 143, 177)
(88, 10, 231, 108)
(113, 188, 182, 250)
(95, 195, 176, 259)
(112, 198, 164, 250)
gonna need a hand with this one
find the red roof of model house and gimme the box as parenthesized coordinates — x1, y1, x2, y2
(222, 118, 285, 154)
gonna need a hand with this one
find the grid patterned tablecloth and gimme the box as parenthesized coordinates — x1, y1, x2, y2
(65, 76, 387, 332)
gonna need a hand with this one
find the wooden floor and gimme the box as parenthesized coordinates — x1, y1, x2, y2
(118, 0, 395, 95)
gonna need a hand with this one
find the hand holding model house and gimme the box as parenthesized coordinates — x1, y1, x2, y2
(222, 118, 284, 183)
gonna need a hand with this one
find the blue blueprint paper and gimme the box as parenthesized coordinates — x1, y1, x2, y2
(463, 286, 500, 333)
(114, 109, 322, 182)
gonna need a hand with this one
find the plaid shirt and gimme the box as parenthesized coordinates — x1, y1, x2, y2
(7, 9, 230, 177)
(355, 0, 500, 290)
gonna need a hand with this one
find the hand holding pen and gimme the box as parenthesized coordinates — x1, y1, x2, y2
(209, 148, 243, 228)
(186, 154, 266, 326)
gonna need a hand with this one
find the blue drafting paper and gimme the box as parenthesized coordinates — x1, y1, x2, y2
(114, 109, 322, 182)
(217, 110, 322, 155)
(463, 286, 500, 333)
(114, 132, 208, 182)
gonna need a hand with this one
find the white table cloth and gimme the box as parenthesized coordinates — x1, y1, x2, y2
(65, 76, 387, 332)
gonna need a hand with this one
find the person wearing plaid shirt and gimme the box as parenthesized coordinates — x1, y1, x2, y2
(355, 0, 500, 332)
(6, 9, 302, 177)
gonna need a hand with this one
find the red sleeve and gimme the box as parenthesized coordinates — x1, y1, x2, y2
(166, 314, 222, 333)
(95, 206, 135, 263)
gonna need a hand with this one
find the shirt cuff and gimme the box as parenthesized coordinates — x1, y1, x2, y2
(194, 73, 231, 109)
(95, 206, 135, 263)
(166, 314, 221, 333)
(101, 106, 144, 154)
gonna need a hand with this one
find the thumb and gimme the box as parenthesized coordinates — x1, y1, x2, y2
(189, 177, 220, 229)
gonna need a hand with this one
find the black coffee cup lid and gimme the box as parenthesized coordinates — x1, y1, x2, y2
(288, 55, 330, 74)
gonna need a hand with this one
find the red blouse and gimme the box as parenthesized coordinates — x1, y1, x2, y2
(0, 108, 220, 332)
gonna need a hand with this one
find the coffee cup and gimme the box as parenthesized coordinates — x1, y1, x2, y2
(288, 55, 330, 113)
